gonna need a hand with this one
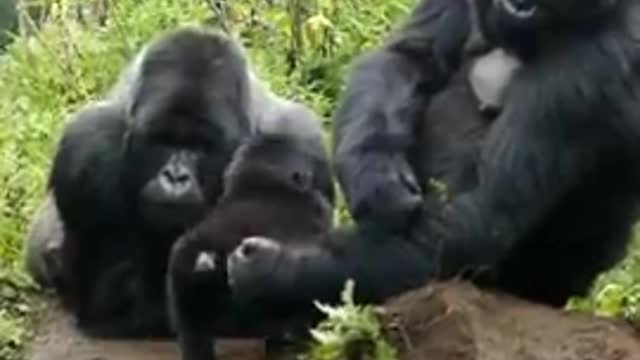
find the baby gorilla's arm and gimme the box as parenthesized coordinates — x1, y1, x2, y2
(227, 229, 435, 308)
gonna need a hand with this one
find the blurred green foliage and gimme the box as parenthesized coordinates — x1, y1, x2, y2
(1, 0, 639, 359)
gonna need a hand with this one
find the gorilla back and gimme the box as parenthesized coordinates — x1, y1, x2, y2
(44, 26, 328, 338)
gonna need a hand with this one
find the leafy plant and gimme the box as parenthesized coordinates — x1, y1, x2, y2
(303, 280, 398, 360)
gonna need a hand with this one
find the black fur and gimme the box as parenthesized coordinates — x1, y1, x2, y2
(227, 0, 640, 310)
(168, 133, 334, 360)
(39, 26, 327, 338)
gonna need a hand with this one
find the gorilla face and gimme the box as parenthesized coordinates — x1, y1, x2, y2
(126, 136, 207, 230)
(222, 135, 319, 196)
(117, 33, 253, 232)
(478, 0, 619, 55)
(123, 93, 247, 231)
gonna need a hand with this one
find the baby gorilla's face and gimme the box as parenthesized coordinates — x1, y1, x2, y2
(222, 134, 317, 195)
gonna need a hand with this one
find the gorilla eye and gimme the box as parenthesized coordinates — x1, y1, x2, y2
(499, 0, 538, 19)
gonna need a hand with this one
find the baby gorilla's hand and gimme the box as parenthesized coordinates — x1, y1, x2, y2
(227, 237, 294, 302)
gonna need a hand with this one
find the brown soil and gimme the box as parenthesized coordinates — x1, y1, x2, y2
(25, 282, 640, 360)
(24, 302, 267, 360)
(382, 282, 640, 360)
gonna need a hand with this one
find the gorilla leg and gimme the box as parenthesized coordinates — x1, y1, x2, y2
(24, 192, 65, 289)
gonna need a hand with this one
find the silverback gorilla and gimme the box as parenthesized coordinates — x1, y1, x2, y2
(25, 27, 328, 338)
(226, 0, 640, 310)
(168, 133, 334, 360)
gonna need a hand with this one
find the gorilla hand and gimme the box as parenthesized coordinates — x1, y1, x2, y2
(342, 154, 424, 233)
(226, 236, 293, 303)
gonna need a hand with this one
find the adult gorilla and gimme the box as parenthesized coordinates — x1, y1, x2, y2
(227, 0, 640, 310)
(25, 26, 327, 338)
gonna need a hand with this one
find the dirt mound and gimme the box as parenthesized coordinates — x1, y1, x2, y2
(382, 282, 640, 360)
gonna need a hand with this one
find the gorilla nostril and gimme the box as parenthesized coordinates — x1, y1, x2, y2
(162, 167, 191, 185)
(174, 173, 190, 185)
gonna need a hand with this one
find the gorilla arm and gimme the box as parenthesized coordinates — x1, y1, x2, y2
(427, 44, 627, 278)
(24, 193, 64, 289)
(227, 228, 436, 307)
(25, 103, 128, 290)
(333, 0, 475, 232)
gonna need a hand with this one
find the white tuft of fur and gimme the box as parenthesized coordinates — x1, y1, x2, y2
(194, 251, 217, 272)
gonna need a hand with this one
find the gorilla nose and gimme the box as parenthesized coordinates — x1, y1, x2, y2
(161, 165, 192, 186)
(158, 163, 199, 201)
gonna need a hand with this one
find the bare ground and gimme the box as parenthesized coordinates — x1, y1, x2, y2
(24, 302, 266, 360)
(24, 282, 640, 360)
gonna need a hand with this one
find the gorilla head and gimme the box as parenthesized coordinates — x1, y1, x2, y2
(119, 28, 252, 231)
(477, 0, 619, 57)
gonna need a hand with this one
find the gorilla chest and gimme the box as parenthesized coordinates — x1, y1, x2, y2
(415, 49, 521, 196)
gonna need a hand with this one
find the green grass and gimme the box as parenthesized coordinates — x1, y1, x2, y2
(1, 1, 640, 359)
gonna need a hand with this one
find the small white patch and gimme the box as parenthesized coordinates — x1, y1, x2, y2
(469, 49, 522, 111)
(194, 251, 217, 272)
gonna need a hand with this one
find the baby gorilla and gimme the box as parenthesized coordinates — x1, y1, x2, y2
(167, 132, 334, 360)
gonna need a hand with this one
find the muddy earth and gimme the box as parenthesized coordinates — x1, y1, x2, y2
(25, 302, 267, 360)
(383, 282, 640, 360)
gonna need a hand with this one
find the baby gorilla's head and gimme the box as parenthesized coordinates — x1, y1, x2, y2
(221, 133, 324, 197)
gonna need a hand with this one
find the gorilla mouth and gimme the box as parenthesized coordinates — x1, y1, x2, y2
(499, 0, 538, 19)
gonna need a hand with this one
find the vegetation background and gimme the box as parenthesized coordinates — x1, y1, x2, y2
(0, 0, 639, 359)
